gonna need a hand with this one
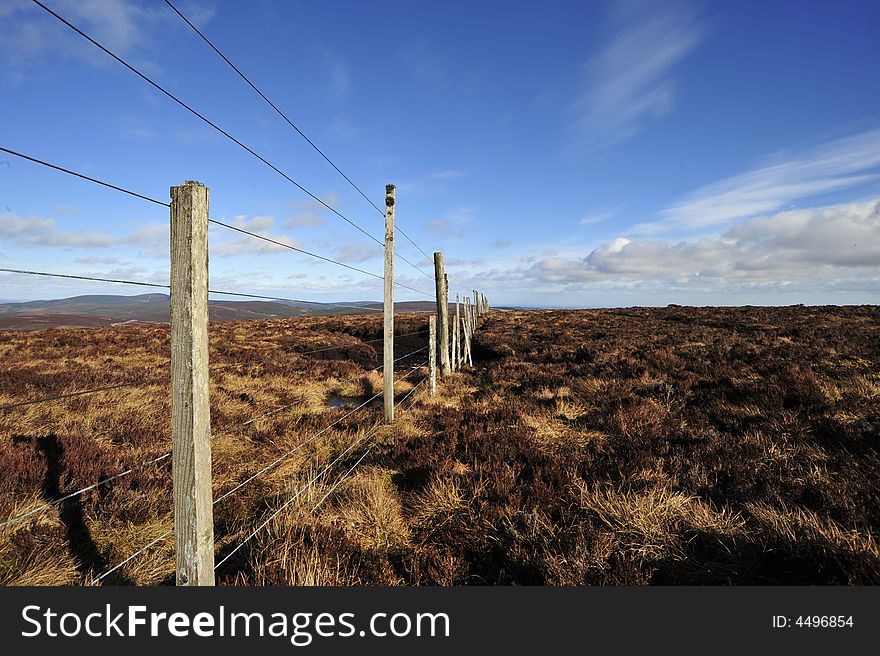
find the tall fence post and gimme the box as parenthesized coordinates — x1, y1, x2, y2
(383, 184, 395, 423)
(170, 180, 214, 586)
(428, 315, 437, 396)
(473, 290, 480, 320)
(433, 252, 450, 376)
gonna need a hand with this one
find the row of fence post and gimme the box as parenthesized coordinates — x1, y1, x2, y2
(167, 180, 489, 585)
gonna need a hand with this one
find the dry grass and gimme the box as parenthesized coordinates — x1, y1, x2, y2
(1, 305, 879, 585)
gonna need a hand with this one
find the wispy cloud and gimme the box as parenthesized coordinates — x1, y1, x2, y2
(210, 215, 300, 256)
(430, 170, 464, 180)
(75, 256, 122, 265)
(285, 212, 325, 229)
(0, 0, 199, 77)
(572, 0, 706, 145)
(663, 127, 880, 229)
(334, 242, 381, 264)
(579, 210, 615, 225)
(288, 191, 341, 214)
(424, 207, 475, 238)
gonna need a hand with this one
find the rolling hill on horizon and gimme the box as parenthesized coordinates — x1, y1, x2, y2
(0, 293, 437, 330)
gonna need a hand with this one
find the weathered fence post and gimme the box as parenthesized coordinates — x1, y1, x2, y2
(457, 314, 464, 368)
(444, 274, 451, 371)
(463, 299, 473, 366)
(473, 290, 480, 320)
(451, 292, 459, 371)
(428, 315, 437, 396)
(433, 252, 450, 376)
(170, 180, 214, 586)
(384, 184, 395, 423)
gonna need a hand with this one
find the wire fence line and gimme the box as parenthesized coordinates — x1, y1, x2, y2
(0, 144, 434, 297)
(0, 329, 427, 413)
(161, 0, 385, 218)
(27, 0, 437, 284)
(161, 0, 443, 284)
(213, 371, 429, 574)
(3, 2, 492, 587)
(92, 363, 429, 583)
(28, 0, 380, 247)
(0, 342, 432, 530)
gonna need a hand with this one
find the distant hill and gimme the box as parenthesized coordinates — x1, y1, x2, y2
(0, 294, 438, 330)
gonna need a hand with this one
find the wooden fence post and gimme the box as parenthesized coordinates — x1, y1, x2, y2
(444, 274, 451, 371)
(473, 290, 479, 320)
(170, 180, 214, 586)
(384, 184, 395, 423)
(455, 315, 465, 369)
(452, 293, 459, 371)
(463, 299, 473, 366)
(433, 252, 450, 376)
(428, 315, 437, 396)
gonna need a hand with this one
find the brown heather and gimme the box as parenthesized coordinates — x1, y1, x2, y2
(1, 305, 878, 585)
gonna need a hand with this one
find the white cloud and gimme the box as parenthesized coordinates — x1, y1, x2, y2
(0, 212, 166, 250)
(524, 198, 880, 291)
(664, 127, 880, 228)
(210, 215, 301, 256)
(1, 0, 216, 83)
(0, 213, 55, 238)
(0, 0, 175, 75)
(573, 0, 706, 144)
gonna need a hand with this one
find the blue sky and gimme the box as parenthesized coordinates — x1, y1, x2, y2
(1, 0, 879, 307)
